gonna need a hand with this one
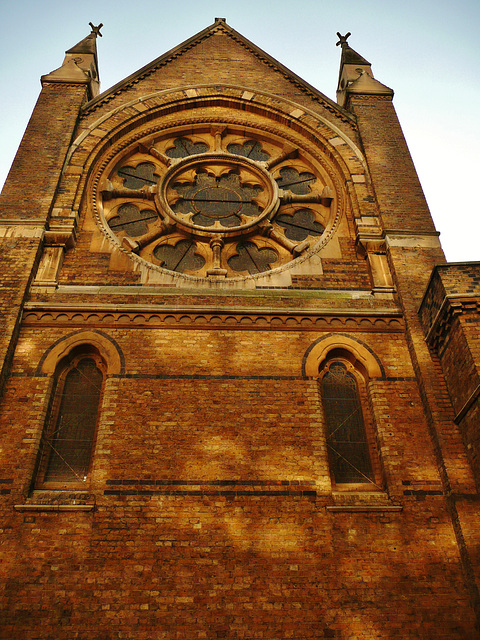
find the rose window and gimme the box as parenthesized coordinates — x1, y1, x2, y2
(98, 128, 336, 278)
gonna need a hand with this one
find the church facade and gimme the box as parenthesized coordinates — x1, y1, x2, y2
(0, 19, 479, 639)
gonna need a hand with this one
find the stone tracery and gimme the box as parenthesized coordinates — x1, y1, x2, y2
(97, 126, 336, 279)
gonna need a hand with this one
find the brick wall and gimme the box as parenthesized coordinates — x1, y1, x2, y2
(0, 497, 474, 639)
(421, 264, 480, 489)
(0, 23, 479, 640)
(0, 323, 477, 638)
(0, 84, 88, 221)
(0, 237, 41, 398)
(348, 95, 436, 234)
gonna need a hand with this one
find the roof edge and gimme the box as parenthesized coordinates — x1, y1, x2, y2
(81, 18, 353, 123)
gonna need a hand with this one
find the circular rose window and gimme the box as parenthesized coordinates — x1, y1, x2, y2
(97, 127, 337, 278)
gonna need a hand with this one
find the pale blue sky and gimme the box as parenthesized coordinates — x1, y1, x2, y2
(1, 0, 479, 261)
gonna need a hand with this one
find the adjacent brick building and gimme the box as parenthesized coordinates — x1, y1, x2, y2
(1, 19, 479, 639)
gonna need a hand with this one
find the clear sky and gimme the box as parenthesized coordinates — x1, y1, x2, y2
(1, 0, 479, 261)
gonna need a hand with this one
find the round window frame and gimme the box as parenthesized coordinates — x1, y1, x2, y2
(91, 116, 344, 283)
(157, 152, 280, 238)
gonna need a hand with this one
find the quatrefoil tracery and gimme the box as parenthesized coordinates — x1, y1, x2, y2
(170, 170, 263, 229)
(101, 130, 334, 278)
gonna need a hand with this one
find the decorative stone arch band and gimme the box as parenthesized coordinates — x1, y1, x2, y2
(35, 330, 125, 376)
(73, 85, 365, 179)
(302, 333, 385, 379)
(74, 86, 367, 216)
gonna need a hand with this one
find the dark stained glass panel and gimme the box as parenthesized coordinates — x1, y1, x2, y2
(172, 171, 262, 228)
(165, 137, 209, 158)
(108, 204, 157, 237)
(322, 363, 373, 484)
(153, 239, 205, 273)
(227, 140, 270, 161)
(44, 358, 103, 483)
(118, 162, 158, 189)
(275, 167, 316, 194)
(228, 241, 278, 274)
(276, 209, 324, 241)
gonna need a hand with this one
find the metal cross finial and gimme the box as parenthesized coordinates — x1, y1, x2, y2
(336, 32, 351, 47)
(89, 22, 103, 37)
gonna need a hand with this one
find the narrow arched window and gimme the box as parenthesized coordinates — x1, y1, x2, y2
(321, 362, 374, 485)
(35, 351, 104, 486)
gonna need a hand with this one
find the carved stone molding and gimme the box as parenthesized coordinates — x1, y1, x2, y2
(356, 235, 394, 291)
(44, 214, 78, 249)
(22, 303, 404, 332)
(31, 215, 79, 292)
(0, 221, 45, 239)
(349, 94, 394, 103)
(87, 117, 344, 288)
(357, 237, 387, 255)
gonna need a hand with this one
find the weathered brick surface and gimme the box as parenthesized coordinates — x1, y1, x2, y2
(0, 498, 474, 640)
(348, 95, 436, 234)
(28, 289, 400, 311)
(0, 323, 477, 638)
(420, 263, 480, 332)
(80, 32, 355, 141)
(291, 240, 371, 290)
(420, 264, 480, 490)
(378, 248, 480, 627)
(0, 84, 88, 221)
(59, 235, 372, 291)
(0, 22, 479, 640)
(0, 238, 41, 397)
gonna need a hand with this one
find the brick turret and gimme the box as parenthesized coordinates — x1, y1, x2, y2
(0, 25, 102, 398)
(337, 33, 480, 624)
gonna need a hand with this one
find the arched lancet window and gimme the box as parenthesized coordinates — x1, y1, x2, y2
(35, 348, 105, 487)
(320, 359, 379, 487)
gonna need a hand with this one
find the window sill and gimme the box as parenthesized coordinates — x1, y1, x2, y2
(326, 504, 402, 512)
(332, 483, 383, 492)
(16, 490, 95, 512)
(327, 490, 402, 512)
(14, 503, 95, 512)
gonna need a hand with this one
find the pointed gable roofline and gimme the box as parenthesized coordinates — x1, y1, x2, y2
(82, 18, 354, 124)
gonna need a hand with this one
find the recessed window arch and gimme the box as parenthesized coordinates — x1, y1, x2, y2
(34, 345, 105, 488)
(318, 349, 383, 489)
